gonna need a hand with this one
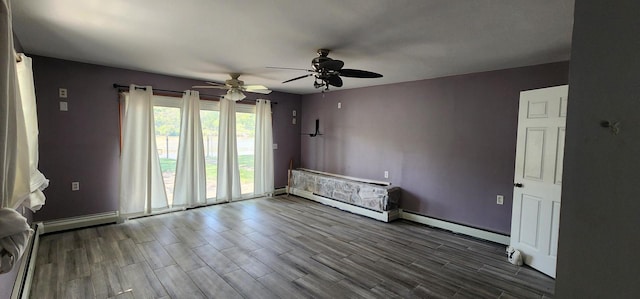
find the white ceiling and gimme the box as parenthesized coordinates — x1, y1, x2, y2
(11, 0, 575, 95)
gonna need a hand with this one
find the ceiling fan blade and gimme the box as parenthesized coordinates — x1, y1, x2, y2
(192, 85, 229, 89)
(205, 81, 226, 86)
(267, 66, 314, 72)
(243, 84, 269, 90)
(326, 75, 343, 87)
(243, 85, 272, 94)
(282, 74, 313, 84)
(339, 69, 383, 78)
(245, 89, 272, 95)
(319, 59, 344, 71)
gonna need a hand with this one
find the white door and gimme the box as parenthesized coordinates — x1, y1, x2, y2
(510, 85, 568, 278)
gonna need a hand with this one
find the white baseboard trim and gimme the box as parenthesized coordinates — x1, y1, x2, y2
(400, 209, 510, 245)
(291, 188, 399, 222)
(41, 211, 120, 234)
(11, 222, 42, 299)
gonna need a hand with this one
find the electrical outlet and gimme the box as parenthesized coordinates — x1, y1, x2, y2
(384, 171, 389, 179)
(71, 181, 80, 191)
(292, 110, 296, 117)
(273, 143, 278, 150)
(497, 195, 504, 205)
(59, 88, 68, 98)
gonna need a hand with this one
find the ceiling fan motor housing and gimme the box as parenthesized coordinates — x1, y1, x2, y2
(312, 56, 332, 71)
(312, 48, 333, 71)
(226, 78, 244, 88)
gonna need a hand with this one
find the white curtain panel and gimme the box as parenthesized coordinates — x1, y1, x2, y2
(254, 99, 274, 195)
(1, 0, 30, 209)
(173, 90, 207, 207)
(216, 98, 241, 201)
(16, 54, 49, 211)
(120, 86, 168, 216)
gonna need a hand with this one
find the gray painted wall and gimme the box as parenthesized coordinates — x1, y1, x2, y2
(555, 0, 640, 296)
(300, 62, 569, 234)
(31, 56, 301, 221)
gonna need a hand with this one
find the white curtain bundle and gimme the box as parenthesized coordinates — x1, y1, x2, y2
(1, 0, 30, 210)
(216, 98, 242, 201)
(0, 208, 33, 274)
(173, 90, 207, 207)
(1, 0, 48, 211)
(254, 99, 274, 195)
(16, 55, 49, 211)
(119, 85, 168, 216)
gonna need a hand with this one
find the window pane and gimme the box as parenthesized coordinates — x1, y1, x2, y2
(154, 106, 181, 205)
(236, 111, 255, 195)
(201, 109, 219, 199)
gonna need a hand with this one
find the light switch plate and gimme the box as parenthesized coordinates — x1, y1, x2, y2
(273, 143, 278, 149)
(60, 101, 68, 111)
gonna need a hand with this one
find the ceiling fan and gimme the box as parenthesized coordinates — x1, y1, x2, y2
(270, 49, 383, 91)
(192, 73, 272, 101)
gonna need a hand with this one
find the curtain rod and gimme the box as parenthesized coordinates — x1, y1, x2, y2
(112, 84, 277, 104)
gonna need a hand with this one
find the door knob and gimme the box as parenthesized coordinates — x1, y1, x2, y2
(514, 183, 524, 188)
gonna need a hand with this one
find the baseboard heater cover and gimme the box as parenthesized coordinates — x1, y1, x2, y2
(291, 189, 400, 222)
(40, 211, 120, 234)
(273, 187, 287, 196)
(11, 222, 42, 299)
(400, 209, 510, 245)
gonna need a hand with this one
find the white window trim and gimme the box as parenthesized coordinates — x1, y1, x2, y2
(235, 102, 256, 113)
(153, 95, 182, 108)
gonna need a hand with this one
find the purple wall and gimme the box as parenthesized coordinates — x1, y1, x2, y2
(31, 55, 301, 221)
(271, 93, 303, 188)
(300, 62, 569, 234)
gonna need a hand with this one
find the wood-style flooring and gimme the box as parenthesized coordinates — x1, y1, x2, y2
(29, 195, 555, 298)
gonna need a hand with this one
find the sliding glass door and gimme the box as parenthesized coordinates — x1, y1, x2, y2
(200, 101, 220, 200)
(153, 97, 181, 205)
(236, 108, 256, 196)
(151, 97, 257, 205)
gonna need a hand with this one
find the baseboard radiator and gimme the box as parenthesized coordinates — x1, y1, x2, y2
(40, 211, 120, 235)
(400, 210, 510, 245)
(11, 222, 42, 299)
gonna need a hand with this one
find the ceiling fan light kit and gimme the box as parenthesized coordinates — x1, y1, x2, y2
(224, 88, 246, 101)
